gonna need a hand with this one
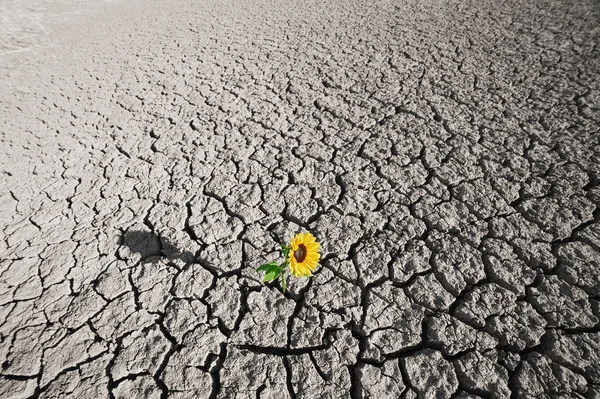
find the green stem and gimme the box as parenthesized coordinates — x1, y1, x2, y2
(280, 245, 291, 294)
(281, 261, 287, 293)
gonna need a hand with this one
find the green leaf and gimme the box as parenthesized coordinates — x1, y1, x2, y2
(262, 268, 281, 282)
(256, 261, 277, 272)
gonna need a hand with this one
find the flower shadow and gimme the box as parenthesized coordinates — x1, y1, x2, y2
(120, 229, 197, 264)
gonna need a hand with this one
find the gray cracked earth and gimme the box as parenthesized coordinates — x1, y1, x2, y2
(1, 0, 600, 397)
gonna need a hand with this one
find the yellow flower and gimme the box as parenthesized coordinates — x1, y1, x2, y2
(288, 232, 320, 277)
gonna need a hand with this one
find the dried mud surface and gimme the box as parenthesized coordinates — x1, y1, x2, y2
(1, 0, 599, 397)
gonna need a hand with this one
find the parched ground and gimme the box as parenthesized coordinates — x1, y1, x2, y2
(1, 0, 599, 397)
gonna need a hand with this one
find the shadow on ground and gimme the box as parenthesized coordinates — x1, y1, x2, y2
(120, 229, 197, 264)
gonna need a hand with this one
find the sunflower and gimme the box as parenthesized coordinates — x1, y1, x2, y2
(288, 232, 320, 277)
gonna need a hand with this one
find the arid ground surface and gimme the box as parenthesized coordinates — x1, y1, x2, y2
(1, 0, 600, 397)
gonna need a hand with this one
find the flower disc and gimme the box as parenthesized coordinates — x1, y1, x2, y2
(288, 231, 320, 277)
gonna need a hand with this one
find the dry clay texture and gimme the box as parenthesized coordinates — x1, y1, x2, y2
(1, 0, 600, 397)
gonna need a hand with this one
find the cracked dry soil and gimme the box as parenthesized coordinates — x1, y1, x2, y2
(1, 0, 599, 397)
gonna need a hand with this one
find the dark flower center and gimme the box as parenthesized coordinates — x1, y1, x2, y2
(294, 244, 307, 263)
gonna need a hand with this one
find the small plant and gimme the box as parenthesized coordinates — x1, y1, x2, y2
(256, 232, 320, 293)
